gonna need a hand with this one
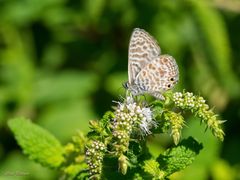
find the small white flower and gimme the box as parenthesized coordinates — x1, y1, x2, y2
(113, 95, 158, 140)
(130, 112, 135, 116)
(138, 107, 157, 135)
(136, 108, 142, 114)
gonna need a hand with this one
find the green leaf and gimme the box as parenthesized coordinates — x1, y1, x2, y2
(143, 159, 165, 179)
(101, 111, 114, 125)
(87, 111, 114, 139)
(157, 137, 203, 177)
(8, 117, 64, 168)
(151, 100, 170, 134)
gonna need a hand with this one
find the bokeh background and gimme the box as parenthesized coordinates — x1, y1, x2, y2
(0, 0, 240, 179)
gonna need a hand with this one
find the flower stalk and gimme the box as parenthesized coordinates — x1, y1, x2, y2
(164, 111, 184, 145)
(173, 92, 225, 141)
(85, 140, 106, 179)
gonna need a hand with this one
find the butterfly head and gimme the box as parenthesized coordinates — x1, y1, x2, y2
(123, 81, 142, 96)
(122, 81, 129, 89)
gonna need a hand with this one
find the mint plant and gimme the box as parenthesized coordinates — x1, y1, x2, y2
(8, 90, 224, 179)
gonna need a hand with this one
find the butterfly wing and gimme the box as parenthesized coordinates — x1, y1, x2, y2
(128, 28, 161, 85)
(134, 55, 179, 96)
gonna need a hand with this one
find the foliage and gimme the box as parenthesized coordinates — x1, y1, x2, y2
(8, 91, 223, 179)
(8, 117, 64, 168)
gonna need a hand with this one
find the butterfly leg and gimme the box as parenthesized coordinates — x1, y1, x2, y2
(151, 92, 165, 100)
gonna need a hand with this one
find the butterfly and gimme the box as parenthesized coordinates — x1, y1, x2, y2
(123, 28, 179, 100)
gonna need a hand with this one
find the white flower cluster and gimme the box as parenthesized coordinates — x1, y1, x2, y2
(173, 92, 206, 109)
(195, 96, 206, 108)
(173, 92, 194, 108)
(113, 96, 157, 136)
(85, 141, 106, 176)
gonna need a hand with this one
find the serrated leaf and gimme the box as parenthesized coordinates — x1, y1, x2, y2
(8, 117, 64, 168)
(100, 111, 114, 133)
(157, 137, 203, 177)
(133, 173, 144, 180)
(143, 159, 164, 179)
(101, 111, 114, 125)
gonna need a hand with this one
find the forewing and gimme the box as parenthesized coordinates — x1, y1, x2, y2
(134, 55, 179, 93)
(128, 28, 161, 84)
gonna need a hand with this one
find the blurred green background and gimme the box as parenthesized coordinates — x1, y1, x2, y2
(0, 0, 240, 179)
